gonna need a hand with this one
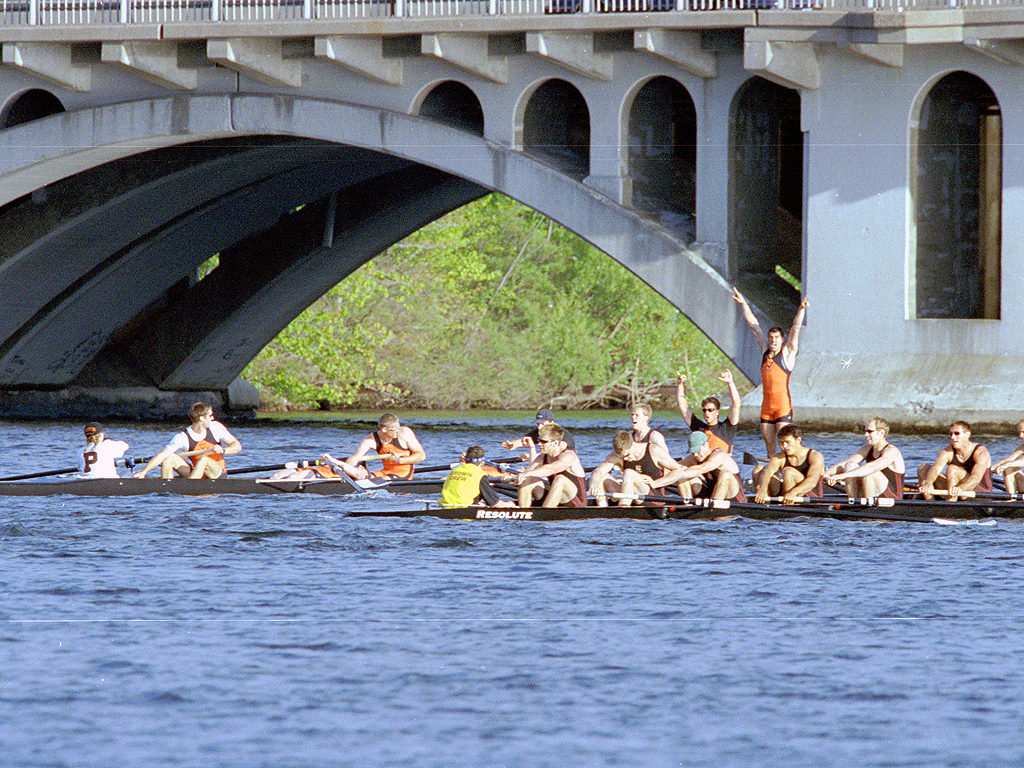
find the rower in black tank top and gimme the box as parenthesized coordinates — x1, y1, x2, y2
(948, 444, 993, 491)
(869, 445, 904, 499)
(622, 443, 663, 481)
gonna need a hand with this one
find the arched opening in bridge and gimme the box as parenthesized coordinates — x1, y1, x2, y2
(0, 89, 65, 129)
(912, 71, 1001, 320)
(627, 76, 697, 243)
(522, 79, 590, 179)
(729, 77, 802, 301)
(418, 81, 484, 137)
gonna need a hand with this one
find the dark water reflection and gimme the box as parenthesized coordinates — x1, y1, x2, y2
(2, 414, 1024, 767)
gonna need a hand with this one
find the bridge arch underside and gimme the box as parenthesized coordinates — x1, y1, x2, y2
(0, 95, 743, 418)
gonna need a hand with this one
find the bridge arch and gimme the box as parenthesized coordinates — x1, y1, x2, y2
(516, 78, 591, 179)
(0, 94, 747, 397)
(0, 87, 65, 129)
(729, 76, 803, 296)
(909, 70, 1001, 320)
(624, 75, 698, 242)
(414, 80, 484, 136)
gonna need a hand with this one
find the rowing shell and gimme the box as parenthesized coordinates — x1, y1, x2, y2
(348, 497, 1024, 523)
(0, 476, 446, 497)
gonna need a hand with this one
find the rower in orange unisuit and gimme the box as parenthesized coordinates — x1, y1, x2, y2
(918, 421, 992, 501)
(133, 402, 242, 479)
(823, 417, 906, 500)
(733, 288, 808, 458)
(347, 413, 425, 480)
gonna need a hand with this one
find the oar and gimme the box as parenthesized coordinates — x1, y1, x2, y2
(0, 466, 81, 482)
(683, 497, 938, 524)
(414, 456, 527, 473)
(227, 459, 327, 476)
(0, 449, 212, 482)
(743, 452, 767, 465)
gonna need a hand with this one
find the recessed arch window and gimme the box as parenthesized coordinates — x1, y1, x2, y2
(627, 76, 697, 242)
(522, 79, 590, 179)
(729, 76, 803, 292)
(418, 81, 484, 137)
(913, 71, 1001, 319)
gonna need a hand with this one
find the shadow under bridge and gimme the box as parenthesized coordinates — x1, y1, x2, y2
(0, 94, 752, 405)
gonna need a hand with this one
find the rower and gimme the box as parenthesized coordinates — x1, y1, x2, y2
(991, 418, 1024, 494)
(133, 402, 241, 479)
(629, 403, 669, 455)
(589, 430, 681, 507)
(502, 408, 575, 462)
(80, 422, 129, 479)
(676, 369, 740, 453)
(440, 446, 513, 508)
(348, 413, 425, 480)
(268, 453, 367, 482)
(754, 424, 824, 505)
(733, 288, 808, 458)
(918, 421, 992, 501)
(823, 417, 906, 499)
(517, 424, 587, 508)
(650, 432, 745, 502)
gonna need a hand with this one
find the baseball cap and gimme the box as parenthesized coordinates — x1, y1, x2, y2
(83, 422, 104, 437)
(535, 408, 555, 423)
(688, 431, 708, 454)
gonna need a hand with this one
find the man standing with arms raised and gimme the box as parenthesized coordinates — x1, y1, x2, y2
(676, 369, 740, 453)
(733, 288, 808, 458)
(134, 402, 242, 479)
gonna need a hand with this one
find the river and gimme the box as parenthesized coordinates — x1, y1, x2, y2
(2, 413, 1023, 767)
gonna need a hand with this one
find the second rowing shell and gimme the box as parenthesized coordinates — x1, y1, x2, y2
(0, 476, 445, 497)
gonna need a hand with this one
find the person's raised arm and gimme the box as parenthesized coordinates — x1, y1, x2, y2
(720, 370, 741, 425)
(784, 297, 809, 361)
(675, 372, 694, 424)
(733, 288, 768, 349)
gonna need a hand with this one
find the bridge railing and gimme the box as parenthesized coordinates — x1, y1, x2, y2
(1, 0, 1022, 26)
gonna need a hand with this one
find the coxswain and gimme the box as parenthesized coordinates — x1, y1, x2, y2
(650, 432, 745, 501)
(918, 421, 992, 501)
(133, 403, 242, 479)
(733, 288, 808, 458)
(754, 424, 824, 505)
(440, 446, 513, 508)
(629, 403, 669, 455)
(589, 430, 681, 507)
(348, 413, 425, 480)
(502, 408, 575, 462)
(517, 424, 587, 508)
(823, 418, 905, 499)
(992, 418, 1024, 494)
(80, 422, 129, 479)
(676, 369, 740, 453)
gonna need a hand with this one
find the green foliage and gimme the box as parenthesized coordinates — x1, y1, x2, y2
(244, 194, 745, 410)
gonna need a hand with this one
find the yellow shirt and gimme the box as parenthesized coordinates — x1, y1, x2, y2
(440, 463, 487, 508)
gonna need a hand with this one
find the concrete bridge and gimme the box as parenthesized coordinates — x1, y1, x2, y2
(2, 2, 1024, 426)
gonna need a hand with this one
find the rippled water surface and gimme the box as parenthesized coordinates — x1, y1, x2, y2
(3, 415, 1024, 767)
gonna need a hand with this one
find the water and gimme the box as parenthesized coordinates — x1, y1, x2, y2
(3, 415, 1024, 767)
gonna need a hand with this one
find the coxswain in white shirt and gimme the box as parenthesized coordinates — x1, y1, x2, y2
(80, 422, 129, 479)
(133, 402, 242, 479)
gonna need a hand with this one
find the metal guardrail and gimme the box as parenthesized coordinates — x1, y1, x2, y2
(0, 0, 1019, 26)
